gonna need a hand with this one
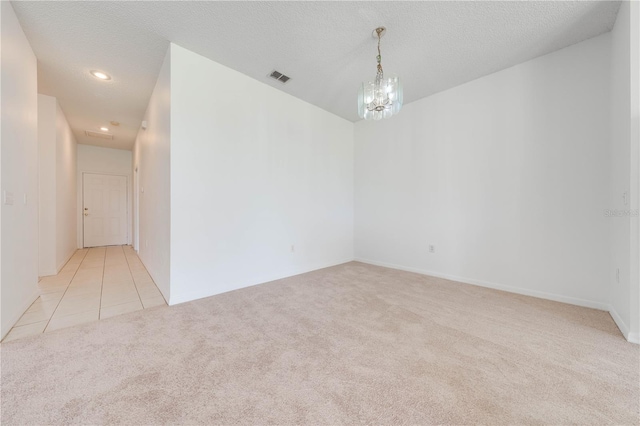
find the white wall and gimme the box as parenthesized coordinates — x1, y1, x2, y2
(609, 0, 640, 343)
(133, 47, 171, 301)
(77, 144, 132, 248)
(610, 0, 631, 338)
(38, 95, 57, 275)
(38, 94, 77, 276)
(56, 102, 77, 269)
(631, 0, 640, 343)
(1, 1, 39, 338)
(168, 44, 354, 304)
(355, 34, 611, 310)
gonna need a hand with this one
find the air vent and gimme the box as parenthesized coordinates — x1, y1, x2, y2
(85, 130, 113, 140)
(269, 70, 291, 84)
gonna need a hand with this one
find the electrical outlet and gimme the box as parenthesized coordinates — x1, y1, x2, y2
(429, 245, 435, 253)
(616, 268, 620, 283)
(291, 245, 295, 253)
(145, 240, 148, 248)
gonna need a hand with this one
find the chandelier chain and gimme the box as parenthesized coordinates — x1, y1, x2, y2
(376, 28, 384, 76)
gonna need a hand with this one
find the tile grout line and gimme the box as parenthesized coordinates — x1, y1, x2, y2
(5, 246, 166, 341)
(97, 246, 108, 320)
(125, 246, 167, 306)
(35, 250, 77, 286)
(56, 249, 83, 276)
(123, 245, 145, 309)
(42, 248, 90, 333)
(101, 246, 141, 311)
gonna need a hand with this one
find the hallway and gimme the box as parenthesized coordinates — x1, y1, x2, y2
(2, 246, 166, 342)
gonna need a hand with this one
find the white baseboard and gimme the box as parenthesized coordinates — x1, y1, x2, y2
(1, 288, 41, 340)
(169, 258, 354, 306)
(356, 258, 640, 345)
(354, 258, 610, 311)
(39, 268, 57, 277)
(608, 306, 630, 339)
(608, 307, 640, 344)
(38, 248, 77, 278)
(56, 248, 76, 274)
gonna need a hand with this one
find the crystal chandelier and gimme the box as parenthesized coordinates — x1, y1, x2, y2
(358, 27, 403, 120)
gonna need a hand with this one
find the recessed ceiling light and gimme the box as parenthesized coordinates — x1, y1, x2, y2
(90, 70, 111, 80)
(100, 127, 109, 132)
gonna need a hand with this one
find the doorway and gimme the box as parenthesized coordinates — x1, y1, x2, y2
(134, 166, 139, 252)
(83, 173, 128, 247)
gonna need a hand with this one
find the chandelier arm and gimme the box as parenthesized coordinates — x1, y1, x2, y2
(366, 98, 392, 112)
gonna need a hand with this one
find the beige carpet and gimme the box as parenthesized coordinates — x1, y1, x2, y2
(1, 262, 638, 424)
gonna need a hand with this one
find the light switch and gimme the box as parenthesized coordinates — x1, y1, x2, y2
(3, 190, 14, 205)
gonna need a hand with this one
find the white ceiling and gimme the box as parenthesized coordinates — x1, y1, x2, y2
(12, 1, 621, 151)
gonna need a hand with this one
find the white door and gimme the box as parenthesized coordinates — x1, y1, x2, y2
(83, 173, 128, 247)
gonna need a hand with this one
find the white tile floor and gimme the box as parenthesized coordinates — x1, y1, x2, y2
(2, 245, 166, 342)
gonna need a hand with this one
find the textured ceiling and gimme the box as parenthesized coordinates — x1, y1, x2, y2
(12, 1, 621, 150)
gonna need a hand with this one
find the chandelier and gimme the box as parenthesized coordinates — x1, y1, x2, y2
(358, 27, 403, 120)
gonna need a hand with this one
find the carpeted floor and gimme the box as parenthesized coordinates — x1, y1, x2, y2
(1, 262, 638, 424)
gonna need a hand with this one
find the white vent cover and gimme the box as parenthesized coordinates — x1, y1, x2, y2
(85, 130, 113, 140)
